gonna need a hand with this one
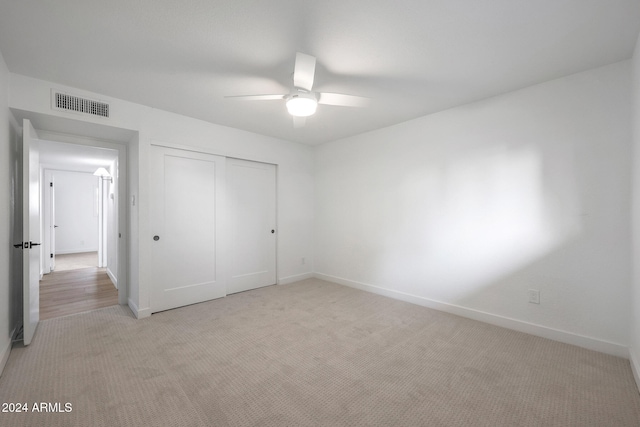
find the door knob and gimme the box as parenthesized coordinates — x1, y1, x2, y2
(153, 235, 160, 241)
(271, 230, 275, 234)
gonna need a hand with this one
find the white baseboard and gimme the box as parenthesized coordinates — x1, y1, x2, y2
(278, 272, 314, 285)
(106, 268, 117, 289)
(128, 298, 151, 319)
(0, 328, 15, 377)
(630, 348, 640, 394)
(56, 248, 99, 255)
(314, 272, 629, 358)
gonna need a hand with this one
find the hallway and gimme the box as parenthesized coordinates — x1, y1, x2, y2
(40, 253, 118, 320)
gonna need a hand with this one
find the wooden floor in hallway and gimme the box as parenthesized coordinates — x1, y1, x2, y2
(40, 267, 118, 320)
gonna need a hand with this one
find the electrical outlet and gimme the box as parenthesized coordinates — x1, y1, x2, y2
(528, 289, 540, 304)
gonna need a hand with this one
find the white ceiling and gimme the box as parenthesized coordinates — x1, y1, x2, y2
(1, 0, 639, 145)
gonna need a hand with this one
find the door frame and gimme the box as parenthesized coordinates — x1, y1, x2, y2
(42, 169, 55, 274)
(34, 131, 129, 306)
(97, 168, 108, 269)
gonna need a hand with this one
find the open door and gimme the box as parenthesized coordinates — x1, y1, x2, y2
(22, 119, 41, 345)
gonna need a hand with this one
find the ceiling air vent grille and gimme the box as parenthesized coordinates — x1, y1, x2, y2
(53, 92, 109, 118)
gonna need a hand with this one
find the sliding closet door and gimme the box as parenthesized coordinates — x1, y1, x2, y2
(150, 146, 226, 313)
(227, 158, 277, 294)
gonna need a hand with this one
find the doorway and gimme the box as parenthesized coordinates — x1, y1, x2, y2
(16, 112, 134, 346)
(39, 140, 120, 319)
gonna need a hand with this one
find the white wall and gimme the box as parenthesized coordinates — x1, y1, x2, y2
(0, 50, 20, 374)
(53, 170, 99, 254)
(8, 73, 315, 318)
(315, 61, 632, 356)
(630, 33, 640, 387)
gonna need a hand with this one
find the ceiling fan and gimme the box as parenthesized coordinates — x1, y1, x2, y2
(225, 52, 370, 128)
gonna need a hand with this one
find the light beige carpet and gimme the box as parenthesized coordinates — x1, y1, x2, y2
(53, 252, 98, 271)
(1, 278, 639, 426)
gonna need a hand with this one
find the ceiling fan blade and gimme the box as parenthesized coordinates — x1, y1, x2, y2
(318, 92, 370, 107)
(224, 94, 286, 101)
(293, 116, 306, 128)
(294, 52, 316, 91)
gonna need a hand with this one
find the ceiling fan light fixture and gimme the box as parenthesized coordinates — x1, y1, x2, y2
(93, 167, 111, 178)
(286, 96, 317, 117)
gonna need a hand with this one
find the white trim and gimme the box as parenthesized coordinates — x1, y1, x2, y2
(148, 138, 289, 168)
(314, 272, 629, 358)
(630, 349, 640, 394)
(106, 267, 117, 289)
(128, 298, 151, 319)
(55, 248, 100, 255)
(32, 126, 131, 310)
(0, 328, 15, 377)
(278, 272, 314, 285)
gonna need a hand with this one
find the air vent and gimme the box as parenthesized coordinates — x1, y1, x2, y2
(52, 91, 109, 118)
